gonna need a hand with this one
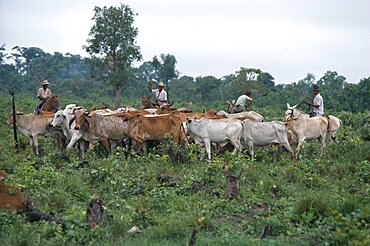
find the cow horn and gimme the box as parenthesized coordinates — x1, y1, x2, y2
(169, 101, 174, 106)
(72, 107, 82, 113)
(287, 103, 291, 109)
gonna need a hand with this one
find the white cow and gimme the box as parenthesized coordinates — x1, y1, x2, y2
(242, 121, 293, 159)
(217, 110, 264, 122)
(285, 103, 342, 144)
(63, 104, 79, 115)
(51, 110, 87, 158)
(186, 118, 243, 160)
(284, 113, 329, 158)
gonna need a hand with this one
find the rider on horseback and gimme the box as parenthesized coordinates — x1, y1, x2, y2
(35, 80, 52, 114)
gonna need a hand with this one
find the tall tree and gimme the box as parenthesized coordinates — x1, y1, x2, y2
(85, 4, 142, 108)
(258, 72, 275, 88)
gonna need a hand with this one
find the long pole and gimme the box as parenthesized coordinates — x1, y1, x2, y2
(10, 91, 19, 153)
(4, 89, 19, 153)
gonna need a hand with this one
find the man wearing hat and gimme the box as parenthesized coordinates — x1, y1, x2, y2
(149, 79, 168, 107)
(306, 84, 324, 117)
(233, 90, 253, 113)
(35, 80, 52, 114)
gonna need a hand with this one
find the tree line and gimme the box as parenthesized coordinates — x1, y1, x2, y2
(1, 3, 369, 113)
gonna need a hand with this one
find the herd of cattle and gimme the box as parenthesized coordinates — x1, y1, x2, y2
(6, 103, 342, 160)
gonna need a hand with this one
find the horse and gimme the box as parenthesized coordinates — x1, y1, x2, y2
(284, 103, 342, 144)
(226, 100, 237, 113)
(40, 95, 60, 113)
(141, 95, 158, 109)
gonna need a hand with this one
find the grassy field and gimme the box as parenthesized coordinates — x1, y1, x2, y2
(0, 93, 369, 245)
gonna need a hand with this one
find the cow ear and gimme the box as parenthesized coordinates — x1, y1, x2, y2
(68, 118, 75, 129)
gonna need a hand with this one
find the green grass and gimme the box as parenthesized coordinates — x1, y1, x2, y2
(0, 94, 369, 245)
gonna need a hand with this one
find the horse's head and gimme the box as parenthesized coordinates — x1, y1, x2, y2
(141, 96, 157, 109)
(42, 95, 60, 112)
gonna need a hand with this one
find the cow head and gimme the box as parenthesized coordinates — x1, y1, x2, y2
(63, 104, 78, 115)
(6, 111, 24, 125)
(73, 109, 89, 130)
(51, 110, 65, 127)
(284, 103, 297, 122)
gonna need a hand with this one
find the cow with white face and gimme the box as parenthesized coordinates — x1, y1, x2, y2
(284, 104, 329, 158)
(186, 118, 243, 160)
(285, 103, 342, 144)
(51, 110, 87, 158)
(242, 121, 293, 159)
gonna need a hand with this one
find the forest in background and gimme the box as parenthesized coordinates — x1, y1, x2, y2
(1, 44, 369, 114)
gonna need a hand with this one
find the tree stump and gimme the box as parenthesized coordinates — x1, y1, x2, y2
(86, 199, 104, 229)
(223, 165, 240, 199)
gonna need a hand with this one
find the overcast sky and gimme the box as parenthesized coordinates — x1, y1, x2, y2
(1, 0, 369, 84)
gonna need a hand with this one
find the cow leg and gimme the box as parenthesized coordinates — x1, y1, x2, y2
(101, 139, 111, 154)
(204, 139, 212, 160)
(230, 138, 242, 154)
(247, 141, 254, 160)
(59, 137, 66, 153)
(295, 138, 305, 159)
(78, 139, 86, 158)
(320, 133, 327, 157)
(28, 136, 35, 154)
(67, 136, 80, 150)
(32, 134, 39, 155)
(282, 143, 294, 159)
(142, 141, 148, 155)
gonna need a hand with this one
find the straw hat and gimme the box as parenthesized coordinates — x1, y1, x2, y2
(42, 80, 50, 85)
(158, 82, 164, 87)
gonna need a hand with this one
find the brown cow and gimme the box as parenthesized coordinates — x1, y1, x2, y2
(7, 112, 66, 155)
(125, 114, 188, 154)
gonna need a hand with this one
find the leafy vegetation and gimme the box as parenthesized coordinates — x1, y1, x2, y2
(0, 95, 369, 245)
(0, 3, 369, 244)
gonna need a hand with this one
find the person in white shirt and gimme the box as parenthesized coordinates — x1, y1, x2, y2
(232, 91, 253, 113)
(149, 79, 168, 107)
(35, 80, 52, 114)
(306, 84, 324, 116)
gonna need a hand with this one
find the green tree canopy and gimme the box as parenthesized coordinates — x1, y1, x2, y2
(85, 4, 142, 108)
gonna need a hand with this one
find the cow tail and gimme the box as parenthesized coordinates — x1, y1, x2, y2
(325, 115, 331, 132)
(179, 123, 189, 146)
